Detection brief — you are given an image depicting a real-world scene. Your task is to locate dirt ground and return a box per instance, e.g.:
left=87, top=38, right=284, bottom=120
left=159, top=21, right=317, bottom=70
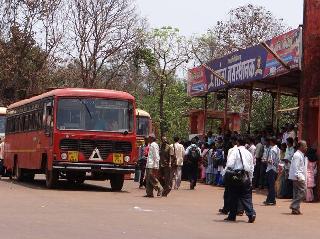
left=0, top=177, right=319, bottom=239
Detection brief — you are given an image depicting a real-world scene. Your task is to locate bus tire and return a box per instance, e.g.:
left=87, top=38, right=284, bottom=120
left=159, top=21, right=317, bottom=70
left=45, top=166, right=58, bottom=189
left=110, top=174, right=124, bottom=191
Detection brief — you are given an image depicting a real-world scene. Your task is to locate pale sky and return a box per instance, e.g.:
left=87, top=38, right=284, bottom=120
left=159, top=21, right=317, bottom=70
left=135, top=0, right=304, bottom=36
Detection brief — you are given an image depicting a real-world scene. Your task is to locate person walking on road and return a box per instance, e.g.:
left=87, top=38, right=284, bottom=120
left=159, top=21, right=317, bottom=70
left=185, top=139, right=201, bottom=190
left=224, top=136, right=256, bottom=223
left=171, top=136, right=185, bottom=190
left=159, top=136, right=173, bottom=196
left=145, top=135, right=163, bottom=198
left=264, top=137, right=280, bottom=206
left=137, top=137, right=149, bottom=188
left=289, top=140, right=307, bottom=214
left=219, top=136, right=243, bottom=215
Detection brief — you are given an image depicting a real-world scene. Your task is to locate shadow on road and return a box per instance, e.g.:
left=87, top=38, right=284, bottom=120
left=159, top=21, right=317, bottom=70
left=212, top=219, right=245, bottom=224
left=0, top=178, right=129, bottom=193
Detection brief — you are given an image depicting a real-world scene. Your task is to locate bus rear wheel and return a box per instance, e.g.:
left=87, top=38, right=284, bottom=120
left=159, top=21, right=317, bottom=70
left=45, top=166, right=58, bottom=189
left=110, top=174, right=124, bottom=191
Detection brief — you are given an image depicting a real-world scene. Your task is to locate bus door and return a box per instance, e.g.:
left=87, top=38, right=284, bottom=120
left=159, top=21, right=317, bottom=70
left=42, top=99, right=54, bottom=166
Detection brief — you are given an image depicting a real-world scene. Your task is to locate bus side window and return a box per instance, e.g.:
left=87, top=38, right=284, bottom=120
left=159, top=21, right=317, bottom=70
left=44, top=101, right=53, bottom=136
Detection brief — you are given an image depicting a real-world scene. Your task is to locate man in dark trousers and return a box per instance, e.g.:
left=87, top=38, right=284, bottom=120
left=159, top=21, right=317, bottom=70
left=219, top=136, right=243, bottom=215
left=138, top=137, right=149, bottom=188
left=185, top=138, right=201, bottom=190
left=224, top=136, right=256, bottom=223
left=159, top=137, right=173, bottom=196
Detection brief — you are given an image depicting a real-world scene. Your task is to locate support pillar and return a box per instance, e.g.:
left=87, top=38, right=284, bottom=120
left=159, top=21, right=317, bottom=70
left=300, top=0, right=320, bottom=200
left=275, top=85, right=281, bottom=135
left=203, top=94, right=208, bottom=136
left=271, top=93, right=275, bottom=131
left=247, top=87, right=253, bottom=134
left=224, top=90, right=229, bottom=132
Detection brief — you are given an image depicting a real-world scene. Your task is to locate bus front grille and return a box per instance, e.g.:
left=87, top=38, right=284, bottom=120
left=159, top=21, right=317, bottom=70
left=60, top=139, right=132, bottom=159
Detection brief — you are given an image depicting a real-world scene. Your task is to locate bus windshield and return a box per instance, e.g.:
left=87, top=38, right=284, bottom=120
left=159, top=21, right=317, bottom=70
left=0, top=115, right=5, bottom=135
left=57, top=98, right=134, bottom=133
left=136, top=116, right=150, bottom=137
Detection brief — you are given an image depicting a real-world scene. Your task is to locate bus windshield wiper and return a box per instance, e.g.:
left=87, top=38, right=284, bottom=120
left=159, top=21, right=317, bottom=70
left=79, top=99, right=92, bottom=119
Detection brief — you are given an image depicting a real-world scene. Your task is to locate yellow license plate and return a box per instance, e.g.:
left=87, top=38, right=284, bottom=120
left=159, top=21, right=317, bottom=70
left=68, top=151, right=79, bottom=162
left=113, top=153, right=123, bottom=164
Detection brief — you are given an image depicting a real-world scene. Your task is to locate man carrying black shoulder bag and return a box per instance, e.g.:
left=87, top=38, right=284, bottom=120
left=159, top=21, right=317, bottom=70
left=223, top=136, right=256, bottom=223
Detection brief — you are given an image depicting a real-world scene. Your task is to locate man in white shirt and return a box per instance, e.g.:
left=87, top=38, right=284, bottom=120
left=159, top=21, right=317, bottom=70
left=264, top=137, right=280, bottom=206
left=145, top=135, right=163, bottom=197
left=171, top=136, right=185, bottom=190
left=248, top=137, right=256, bottom=165
left=224, top=136, right=256, bottom=223
left=219, top=136, right=238, bottom=215
left=289, top=140, right=307, bottom=215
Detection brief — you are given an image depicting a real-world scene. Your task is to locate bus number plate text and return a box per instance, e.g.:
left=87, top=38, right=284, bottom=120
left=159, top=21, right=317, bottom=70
left=68, top=151, right=79, bottom=162
left=113, top=153, right=123, bottom=165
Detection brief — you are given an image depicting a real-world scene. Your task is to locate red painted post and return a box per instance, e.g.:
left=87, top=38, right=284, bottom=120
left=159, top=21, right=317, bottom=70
left=300, top=0, right=320, bottom=199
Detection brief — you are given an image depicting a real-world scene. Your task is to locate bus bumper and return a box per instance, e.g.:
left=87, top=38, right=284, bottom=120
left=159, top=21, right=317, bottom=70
left=52, top=161, right=135, bottom=174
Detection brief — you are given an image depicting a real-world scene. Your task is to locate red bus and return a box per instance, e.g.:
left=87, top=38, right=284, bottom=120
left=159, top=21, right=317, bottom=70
left=4, top=88, right=137, bottom=190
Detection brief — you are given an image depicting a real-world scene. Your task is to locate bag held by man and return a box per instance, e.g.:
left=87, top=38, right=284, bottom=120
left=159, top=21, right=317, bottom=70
left=224, top=149, right=250, bottom=187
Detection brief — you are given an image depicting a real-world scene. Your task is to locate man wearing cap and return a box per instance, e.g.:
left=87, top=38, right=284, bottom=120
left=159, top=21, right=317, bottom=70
left=145, top=135, right=163, bottom=197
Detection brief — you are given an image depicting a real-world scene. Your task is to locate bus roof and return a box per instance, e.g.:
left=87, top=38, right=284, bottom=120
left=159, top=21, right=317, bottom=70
left=0, top=107, right=6, bottom=115
left=136, top=109, right=151, bottom=118
left=8, top=88, right=135, bottom=109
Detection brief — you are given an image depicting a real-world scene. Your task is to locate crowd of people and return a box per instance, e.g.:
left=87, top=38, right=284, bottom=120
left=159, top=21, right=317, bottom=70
left=135, top=124, right=318, bottom=223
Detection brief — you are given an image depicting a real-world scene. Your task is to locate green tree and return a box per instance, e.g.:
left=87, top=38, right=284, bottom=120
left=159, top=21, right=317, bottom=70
left=135, top=27, right=190, bottom=137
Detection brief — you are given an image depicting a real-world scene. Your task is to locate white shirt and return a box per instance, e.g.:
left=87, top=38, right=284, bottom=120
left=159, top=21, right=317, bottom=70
left=171, top=142, right=185, bottom=166
left=288, top=130, right=296, bottom=140
left=225, top=146, right=254, bottom=180
left=227, top=145, right=238, bottom=158
left=185, top=144, right=201, bottom=155
left=284, top=146, right=295, bottom=169
left=0, top=141, right=4, bottom=159
left=266, top=145, right=280, bottom=172
left=248, top=144, right=256, bottom=165
left=146, top=142, right=160, bottom=169
left=289, top=150, right=306, bottom=181
left=281, top=132, right=288, bottom=144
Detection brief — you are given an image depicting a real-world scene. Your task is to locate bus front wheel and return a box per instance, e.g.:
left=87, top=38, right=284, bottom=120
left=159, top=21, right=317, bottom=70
left=110, top=174, right=124, bottom=191
left=45, top=167, right=58, bottom=189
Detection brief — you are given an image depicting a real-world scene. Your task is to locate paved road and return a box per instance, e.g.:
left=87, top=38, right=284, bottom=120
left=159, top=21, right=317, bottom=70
left=0, top=177, right=319, bottom=239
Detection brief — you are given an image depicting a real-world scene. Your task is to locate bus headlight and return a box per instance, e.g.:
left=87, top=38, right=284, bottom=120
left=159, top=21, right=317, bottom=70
left=61, top=153, right=67, bottom=160
left=124, top=156, right=130, bottom=162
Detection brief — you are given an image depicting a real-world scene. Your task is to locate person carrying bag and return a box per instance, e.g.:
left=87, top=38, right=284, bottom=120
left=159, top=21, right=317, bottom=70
left=224, top=149, right=251, bottom=188
left=223, top=136, right=256, bottom=223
